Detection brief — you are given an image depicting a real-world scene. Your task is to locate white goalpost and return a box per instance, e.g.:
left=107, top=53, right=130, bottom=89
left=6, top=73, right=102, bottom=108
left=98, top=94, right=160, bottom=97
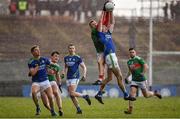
left=148, top=0, right=180, bottom=89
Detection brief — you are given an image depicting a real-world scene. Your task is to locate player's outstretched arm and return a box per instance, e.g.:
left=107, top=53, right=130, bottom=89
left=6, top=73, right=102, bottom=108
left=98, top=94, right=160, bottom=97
left=97, top=11, right=105, bottom=32
left=108, top=11, right=115, bottom=33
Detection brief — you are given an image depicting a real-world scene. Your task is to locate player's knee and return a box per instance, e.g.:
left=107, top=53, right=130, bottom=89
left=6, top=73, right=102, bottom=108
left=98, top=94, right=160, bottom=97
left=69, top=91, right=75, bottom=97
left=143, top=94, right=149, bottom=98
left=53, top=91, right=59, bottom=97
left=70, top=95, right=75, bottom=99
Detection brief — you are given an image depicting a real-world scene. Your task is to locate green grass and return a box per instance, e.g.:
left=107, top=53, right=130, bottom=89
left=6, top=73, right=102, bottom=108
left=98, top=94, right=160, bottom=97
left=0, top=97, right=180, bottom=118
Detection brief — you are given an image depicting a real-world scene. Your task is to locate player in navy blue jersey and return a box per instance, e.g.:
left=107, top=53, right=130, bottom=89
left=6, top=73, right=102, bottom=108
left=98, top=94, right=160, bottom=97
left=63, top=43, right=91, bottom=114
left=28, top=45, right=57, bottom=116
left=94, top=10, right=134, bottom=104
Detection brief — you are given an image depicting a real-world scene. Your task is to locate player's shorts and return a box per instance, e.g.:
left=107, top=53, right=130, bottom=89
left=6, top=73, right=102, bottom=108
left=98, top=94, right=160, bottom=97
left=66, top=78, right=80, bottom=86
left=32, top=80, right=51, bottom=92
left=130, top=80, right=148, bottom=90
left=96, top=52, right=104, bottom=62
left=50, top=80, right=57, bottom=86
left=105, top=53, right=120, bottom=69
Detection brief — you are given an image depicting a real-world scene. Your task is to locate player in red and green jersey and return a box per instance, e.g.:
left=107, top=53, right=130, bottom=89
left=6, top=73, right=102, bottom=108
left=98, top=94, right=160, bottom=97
left=46, top=51, right=63, bottom=116
left=89, top=20, right=105, bottom=85
left=124, top=48, right=162, bottom=114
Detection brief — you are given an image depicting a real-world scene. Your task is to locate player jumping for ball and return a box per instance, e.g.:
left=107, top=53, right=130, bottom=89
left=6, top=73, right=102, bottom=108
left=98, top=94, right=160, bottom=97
left=94, top=2, right=134, bottom=104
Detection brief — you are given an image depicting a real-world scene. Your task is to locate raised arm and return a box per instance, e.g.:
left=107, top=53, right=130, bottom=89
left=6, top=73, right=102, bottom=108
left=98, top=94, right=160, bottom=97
left=97, top=11, right=106, bottom=32
left=108, top=11, right=115, bottom=33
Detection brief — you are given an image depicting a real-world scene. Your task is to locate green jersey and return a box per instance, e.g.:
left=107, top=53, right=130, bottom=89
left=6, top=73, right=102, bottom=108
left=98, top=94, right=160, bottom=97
left=127, top=56, right=146, bottom=82
left=47, top=63, right=62, bottom=82
left=91, top=28, right=104, bottom=53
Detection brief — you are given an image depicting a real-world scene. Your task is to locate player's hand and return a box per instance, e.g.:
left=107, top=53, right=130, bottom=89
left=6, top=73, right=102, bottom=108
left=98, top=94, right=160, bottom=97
left=81, top=76, right=86, bottom=81
left=103, top=1, right=109, bottom=11
left=58, top=84, right=63, bottom=93
left=28, top=72, right=31, bottom=77
left=125, top=78, right=130, bottom=84
left=60, top=73, right=65, bottom=79
left=48, top=69, right=56, bottom=75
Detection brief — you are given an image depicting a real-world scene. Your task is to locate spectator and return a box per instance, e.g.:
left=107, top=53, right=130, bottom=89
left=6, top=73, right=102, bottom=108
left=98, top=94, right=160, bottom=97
left=9, top=1, right=17, bottom=15
left=28, top=0, right=35, bottom=16
left=18, top=0, right=28, bottom=16
left=174, top=1, right=180, bottom=22
left=163, top=2, right=168, bottom=21
left=170, top=1, right=175, bottom=20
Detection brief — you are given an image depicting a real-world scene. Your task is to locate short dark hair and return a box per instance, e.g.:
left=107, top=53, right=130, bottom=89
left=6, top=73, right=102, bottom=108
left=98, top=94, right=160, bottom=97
left=129, top=48, right=135, bottom=51
left=89, top=20, right=94, bottom=26
left=51, top=51, right=60, bottom=56
left=68, top=43, right=75, bottom=48
left=31, top=45, right=39, bottom=53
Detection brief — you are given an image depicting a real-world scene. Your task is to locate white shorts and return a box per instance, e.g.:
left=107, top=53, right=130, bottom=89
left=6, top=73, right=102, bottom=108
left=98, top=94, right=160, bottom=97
left=96, top=52, right=104, bottom=62
left=66, top=78, right=80, bottom=86
left=32, top=80, right=51, bottom=92
left=105, top=53, right=120, bottom=69
left=130, top=80, right=148, bottom=90
left=50, top=81, right=57, bottom=86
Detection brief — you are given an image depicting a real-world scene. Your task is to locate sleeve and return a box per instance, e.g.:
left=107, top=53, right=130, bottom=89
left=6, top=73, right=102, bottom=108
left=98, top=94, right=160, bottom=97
left=78, top=56, right=83, bottom=65
left=139, top=58, right=145, bottom=65
left=28, top=59, right=34, bottom=69
left=28, top=63, right=32, bottom=69
left=45, top=57, right=51, bottom=65
left=56, top=64, right=61, bottom=72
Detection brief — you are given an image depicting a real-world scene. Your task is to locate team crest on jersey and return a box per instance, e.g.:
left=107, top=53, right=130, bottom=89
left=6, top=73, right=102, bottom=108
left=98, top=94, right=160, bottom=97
left=66, top=61, right=75, bottom=66
left=41, top=60, right=45, bottom=64
left=105, top=34, right=111, bottom=39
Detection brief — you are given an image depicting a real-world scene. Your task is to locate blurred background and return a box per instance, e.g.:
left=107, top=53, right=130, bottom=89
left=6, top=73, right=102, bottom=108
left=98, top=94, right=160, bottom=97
left=0, top=0, right=179, bottom=97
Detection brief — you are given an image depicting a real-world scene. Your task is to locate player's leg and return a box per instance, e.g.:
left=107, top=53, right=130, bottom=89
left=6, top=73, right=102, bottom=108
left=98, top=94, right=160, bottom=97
left=112, top=67, right=128, bottom=95
left=93, top=53, right=105, bottom=85
left=95, top=68, right=113, bottom=104
left=68, top=84, right=82, bottom=114
left=51, top=81, right=63, bottom=116
left=140, top=81, right=162, bottom=99
left=101, top=68, right=113, bottom=91
left=31, top=83, right=41, bottom=115
left=42, top=80, right=57, bottom=116
left=141, top=89, right=162, bottom=99
left=67, top=79, right=91, bottom=114
left=107, top=53, right=129, bottom=99
left=69, top=79, right=91, bottom=105
left=124, top=86, right=138, bottom=114
left=40, top=91, right=50, bottom=111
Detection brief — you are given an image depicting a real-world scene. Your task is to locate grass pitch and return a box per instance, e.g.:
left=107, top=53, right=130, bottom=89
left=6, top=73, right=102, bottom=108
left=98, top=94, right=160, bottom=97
left=0, top=97, right=179, bottom=118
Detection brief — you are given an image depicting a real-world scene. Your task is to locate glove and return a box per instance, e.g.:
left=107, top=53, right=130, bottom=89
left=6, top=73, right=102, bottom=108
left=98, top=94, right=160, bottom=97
left=58, top=84, right=63, bottom=93
left=81, top=76, right=86, bottom=81
left=28, top=72, right=31, bottom=77
left=125, top=78, right=130, bottom=84
left=60, top=74, right=65, bottom=79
